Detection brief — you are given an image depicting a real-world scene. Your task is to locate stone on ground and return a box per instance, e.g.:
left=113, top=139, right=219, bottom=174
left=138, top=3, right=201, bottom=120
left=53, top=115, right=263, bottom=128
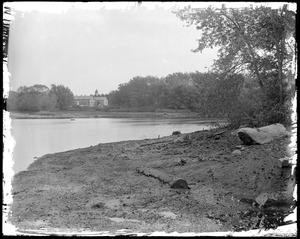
left=174, top=136, right=185, bottom=143
left=159, top=211, right=177, bottom=219
left=277, top=157, right=291, bottom=168
left=255, top=192, right=269, bottom=208
left=170, top=178, right=190, bottom=189
left=177, top=158, right=187, bottom=165
left=237, top=123, right=289, bottom=145
left=231, top=149, right=242, bottom=156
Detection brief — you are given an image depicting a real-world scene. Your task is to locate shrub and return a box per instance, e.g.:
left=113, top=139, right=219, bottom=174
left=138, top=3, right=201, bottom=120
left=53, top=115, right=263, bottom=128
left=227, top=82, right=294, bottom=129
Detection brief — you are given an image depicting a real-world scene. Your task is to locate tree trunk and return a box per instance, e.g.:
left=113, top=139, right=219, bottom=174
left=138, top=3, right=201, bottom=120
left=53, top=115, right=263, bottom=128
left=278, top=54, right=284, bottom=105
left=245, top=43, right=264, bottom=88
left=276, top=7, right=286, bottom=106
left=274, top=39, right=284, bottom=105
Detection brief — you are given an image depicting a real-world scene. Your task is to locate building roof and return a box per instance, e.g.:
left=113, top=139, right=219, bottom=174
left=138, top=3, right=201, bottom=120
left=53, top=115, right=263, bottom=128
left=74, top=95, right=94, bottom=100
left=94, top=96, right=108, bottom=100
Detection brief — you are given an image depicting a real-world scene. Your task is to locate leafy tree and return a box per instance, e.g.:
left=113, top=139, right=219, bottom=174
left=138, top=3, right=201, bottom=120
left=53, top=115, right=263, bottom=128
left=211, top=73, right=244, bottom=117
left=7, top=91, right=18, bottom=111
left=9, top=84, right=74, bottom=112
left=31, top=84, right=50, bottom=93
left=17, top=87, right=41, bottom=111
left=49, top=84, right=74, bottom=110
left=174, top=4, right=295, bottom=105
left=256, top=5, right=295, bottom=104
left=165, top=72, right=193, bottom=86
left=114, top=83, right=132, bottom=108
left=148, top=80, right=168, bottom=109
left=39, top=93, right=57, bottom=110
left=14, top=85, right=54, bottom=111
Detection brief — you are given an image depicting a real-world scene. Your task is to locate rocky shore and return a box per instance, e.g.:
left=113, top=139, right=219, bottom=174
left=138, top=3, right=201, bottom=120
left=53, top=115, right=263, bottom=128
left=8, top=126, right=296, bottom=235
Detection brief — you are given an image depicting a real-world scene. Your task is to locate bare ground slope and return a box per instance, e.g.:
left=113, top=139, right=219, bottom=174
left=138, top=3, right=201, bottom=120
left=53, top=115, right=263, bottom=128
left=9, top=128, right=296, bottom=234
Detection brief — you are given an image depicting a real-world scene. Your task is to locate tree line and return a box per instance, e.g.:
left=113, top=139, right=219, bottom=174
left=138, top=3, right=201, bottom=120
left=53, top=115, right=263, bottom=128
left=7, top=84, right=74, bottom=111
left=107, top=72, right=242, bottom=118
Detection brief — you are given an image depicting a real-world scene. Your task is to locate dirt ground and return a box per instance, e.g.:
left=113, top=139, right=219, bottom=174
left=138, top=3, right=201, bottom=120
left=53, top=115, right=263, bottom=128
left=8, top=127, right=296, bottom=234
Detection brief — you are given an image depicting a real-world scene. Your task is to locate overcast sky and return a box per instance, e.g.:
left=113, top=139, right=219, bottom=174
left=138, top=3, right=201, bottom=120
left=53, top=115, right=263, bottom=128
left=6, top=2, right=294, bottom=95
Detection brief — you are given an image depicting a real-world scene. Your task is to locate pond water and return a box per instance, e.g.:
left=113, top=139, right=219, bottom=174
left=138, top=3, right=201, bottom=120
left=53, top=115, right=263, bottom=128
left=10, top=118, right=214, bottom=174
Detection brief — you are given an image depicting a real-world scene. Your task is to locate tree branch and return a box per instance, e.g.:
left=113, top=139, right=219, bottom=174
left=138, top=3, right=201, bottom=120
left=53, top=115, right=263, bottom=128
left=218, top=9, right=264, bottom=88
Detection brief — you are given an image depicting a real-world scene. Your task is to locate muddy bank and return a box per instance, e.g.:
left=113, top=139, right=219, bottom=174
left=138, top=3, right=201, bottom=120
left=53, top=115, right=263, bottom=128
left=8, top=128, right=296, bottom=234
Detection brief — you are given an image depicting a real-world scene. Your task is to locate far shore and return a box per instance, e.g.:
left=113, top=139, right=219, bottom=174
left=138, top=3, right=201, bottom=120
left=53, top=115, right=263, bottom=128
left=9, top=110, right=227, bottom=122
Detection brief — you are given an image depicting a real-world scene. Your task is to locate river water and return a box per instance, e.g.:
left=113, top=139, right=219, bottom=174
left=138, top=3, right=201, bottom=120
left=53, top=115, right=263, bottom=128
left=9, top=118, right=214, bottom=174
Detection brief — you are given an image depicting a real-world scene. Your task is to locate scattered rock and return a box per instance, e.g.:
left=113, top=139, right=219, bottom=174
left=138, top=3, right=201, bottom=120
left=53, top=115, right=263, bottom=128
left=235, top=145, right=246, bottom=151
left=159, top=211, right=177, bottom=219
left=255, top=192, right=280, bottom=208
left=177, top=159, right=186, bottom=166
left=183, top=134, right=191, bottom=141
left=177, top=158, right=187, bottom=166
left=91, top=202, right=105, bottom=209
left=255, top=192, right=269, bottom=208
left=198, top=156, right=204, bottom=162
left=105, top=199, right=121, bottom=210
left=170, top=178, right=190, bottom=189
left=214, top=135, right=221, bottom=140
left=237, top=123, right=289, bottom=145
left=172, top=131, right=181, bottom=136
left=231, top=150, right=242, bottom=156
left=277, top=157, right=291, bottom=168
left=120, top=155, right=130, bottom=160
left=174, top=137, right=184, bottom=143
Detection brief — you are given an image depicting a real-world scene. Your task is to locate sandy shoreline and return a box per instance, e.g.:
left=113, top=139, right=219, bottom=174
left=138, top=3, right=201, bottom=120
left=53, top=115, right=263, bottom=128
left=7, top=127, right=296, bottom=235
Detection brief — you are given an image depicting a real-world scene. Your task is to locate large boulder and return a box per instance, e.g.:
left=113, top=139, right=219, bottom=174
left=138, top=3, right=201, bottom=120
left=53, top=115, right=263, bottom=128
left=237, top=123, right=289, bottom=145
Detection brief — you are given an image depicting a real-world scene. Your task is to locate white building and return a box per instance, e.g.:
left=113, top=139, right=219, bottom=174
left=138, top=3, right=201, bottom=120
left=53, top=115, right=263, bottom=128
left=74, top=90, right=108, bottom=107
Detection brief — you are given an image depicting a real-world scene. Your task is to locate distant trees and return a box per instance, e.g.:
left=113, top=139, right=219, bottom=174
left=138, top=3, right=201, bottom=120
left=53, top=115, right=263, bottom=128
left=107, top=71, right=244, bottom=117
left=7, top=84, right=74, bottom=112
